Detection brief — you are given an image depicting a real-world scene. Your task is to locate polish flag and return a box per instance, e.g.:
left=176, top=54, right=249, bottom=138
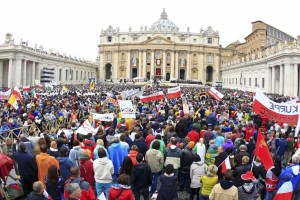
left=167, top=86, right=181, bottom=99
left=274, top=181, right=293, bottom=200
left=22, top=86, right=30, bottom=92
left=140, top=91, right=165, bottom=103
left=36, top=83, right=43, bottom=90
left=12, top=87, right=23, bottom=102
left=221, top=157, right=231, bottom=174
left=208, top=87, right=224, bottom=101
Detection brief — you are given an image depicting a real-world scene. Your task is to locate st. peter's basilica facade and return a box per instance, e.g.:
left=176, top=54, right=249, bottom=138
left=98, top=9, right=220, bottom=83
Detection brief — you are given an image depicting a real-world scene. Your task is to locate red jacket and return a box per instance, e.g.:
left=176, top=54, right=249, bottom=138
left=64, top=177, right=96, bottom=200
left=108, top=186, right=134, bottom=200
left=81, top=140, right=96, bottom=159
left=80, top=159, right=95, bottom=189
left=187, top=130, right=199, bottom=143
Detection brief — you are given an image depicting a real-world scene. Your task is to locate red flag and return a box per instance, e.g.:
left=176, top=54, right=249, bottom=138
left=167, top=86, right=181, bottom=99
left=221, top=157, right=231, bottom=174
left=254, top=130, right=273, bottom=171
left=12, top=86, right=22, bottom=102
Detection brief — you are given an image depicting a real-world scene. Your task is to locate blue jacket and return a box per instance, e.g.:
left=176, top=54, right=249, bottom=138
left=277, top=138, right=287, bottom=156
left=57, top=157, right=73, bottom=181
left=13, top=151, right=37, bottom=182
left=108, top=143, right=128, bottom=177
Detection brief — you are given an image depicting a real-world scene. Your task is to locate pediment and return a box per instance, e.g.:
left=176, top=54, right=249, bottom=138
left=141, top=36, right=175, bottom=45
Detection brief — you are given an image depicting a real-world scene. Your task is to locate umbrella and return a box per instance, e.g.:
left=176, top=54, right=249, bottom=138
left=0, top=152, right=13, bottom=182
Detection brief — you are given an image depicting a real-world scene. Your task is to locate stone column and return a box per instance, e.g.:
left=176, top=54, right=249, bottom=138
left=32, top=62, right=36, bottom=86
left=266, top=67, right=272, bottom=93
left=142, top=50, right=147, bottom=78
left=162, top=51, right=167, bottom=79
left=294, top=64, right=299, bottom=97
left=215, top=54, right=220, bottom=81
left=151, top=50, right=155, bottom=78
left=0, top=60, right=3, bottom=87
left=271, top=66, right=276, bottom=93
left=279, top=64, right=284, bottom=95
left=36, top=62, right=41, bottom=81
left=15, top=58, right=22, bottom=87
left=99, top=52, right=104, bottom=81
left=171, top=51, right=175, bottom=79
left=113, top=50, right=119, bottom=80
left=126, top=50, right=131, bottom=78
left=7, top=59, right=13, bottom=88
left=198, top=52, right=204, bottom=81
left=186, top=51, right=190, bottom=80
left=284, top=63, right=291, bottom=96
left=22, top=60, right=27, bottom=85
left=138, top=50, right=142, bottom=77
left=175, top=51, right=179, bottom=79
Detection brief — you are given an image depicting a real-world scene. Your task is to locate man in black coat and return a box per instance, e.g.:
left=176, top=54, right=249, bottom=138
left=214, top=146, right=228, bottom=180
left=175, top=117, right=188, bottom=143
left=233, top=156, right=251, bottom=187
left=131, top=153, right=152, bottom=200
left=13, top=142, right=38, bottom=196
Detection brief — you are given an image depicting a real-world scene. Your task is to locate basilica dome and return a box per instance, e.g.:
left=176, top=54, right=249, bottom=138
left=149, top=9, right=179, bottom=33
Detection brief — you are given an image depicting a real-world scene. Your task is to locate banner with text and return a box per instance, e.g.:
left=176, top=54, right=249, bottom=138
left=0, top=89, right=11, bottom=100
left=118, top=100, right=136, bottom=118
left=76, top=119, right=99, bottom=135
left=92, top=113, right=114, bottom=121
left=140, top=91, right=165, bottom=103
left=253, top=89, right=299, bottom=125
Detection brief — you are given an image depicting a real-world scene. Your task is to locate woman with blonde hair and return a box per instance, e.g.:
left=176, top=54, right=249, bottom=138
left=199, top=164, right=218, bottom=200
left=93, top=139, right=108, bottom=159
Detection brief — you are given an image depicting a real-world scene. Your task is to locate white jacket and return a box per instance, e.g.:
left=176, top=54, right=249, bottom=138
left=190, top=161, right=207, bottom=188
left=93, top=157, right=114, bottom=183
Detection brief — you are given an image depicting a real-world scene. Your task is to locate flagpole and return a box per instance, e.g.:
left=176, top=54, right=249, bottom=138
left=250, top=155, right=256, bottom=171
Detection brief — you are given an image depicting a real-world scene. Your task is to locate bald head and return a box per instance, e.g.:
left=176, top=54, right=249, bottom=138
left=32, top=181, right=44, bottom=194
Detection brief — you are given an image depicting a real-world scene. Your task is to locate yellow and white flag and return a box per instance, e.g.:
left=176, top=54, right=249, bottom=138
left=63, top=85, right=69, bottom=92
left=8, top=94, right=18, bottom=110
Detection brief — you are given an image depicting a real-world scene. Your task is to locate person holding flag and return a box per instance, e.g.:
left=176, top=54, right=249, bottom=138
left=89, top=79, right=95, bottom=90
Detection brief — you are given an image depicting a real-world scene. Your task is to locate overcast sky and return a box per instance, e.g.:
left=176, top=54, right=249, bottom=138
left=1, top=0, right=299, bottom=61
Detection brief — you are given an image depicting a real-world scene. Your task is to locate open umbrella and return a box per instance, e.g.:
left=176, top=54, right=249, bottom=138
left=0, top=152, right=13, bottom=182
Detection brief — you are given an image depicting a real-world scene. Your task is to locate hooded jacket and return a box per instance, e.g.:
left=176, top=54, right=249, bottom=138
left=108, top=142, right=128, bottom=177
left=80, top=156, right=95, bottom=189
left=131, top=162, right=152, bottom=190
left=157, top=173, right=178, bottom=200
left=164, top=145, right=181, bottom=169
left=223, top=139, right=234, bottom=151
left=69, top=146, right=83, bottom=167
left=209, top=180, right=238, bottom=200
left=190, top=161, right=207, bottom=188
left=108, top=184, right=134, bottom=200
left=145, top=149, right=163, bottom=173
left=93, top=157, right=114, bottom=183
left=238, top=183, right=256, bottom=200
left=35, top=153, right=59, bottom=186
left=56, top=156, right=73, bottom=181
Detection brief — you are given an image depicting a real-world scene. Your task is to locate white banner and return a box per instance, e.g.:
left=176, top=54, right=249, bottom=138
left=76, top=119, right=99, bottom=135
left=0, top=89, right=11, bottom=100
left=92, top=113, right=114, bottom=121
left=118, top=100, right=136, bottom=118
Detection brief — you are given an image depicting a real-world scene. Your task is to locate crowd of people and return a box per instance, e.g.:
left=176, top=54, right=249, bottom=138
left=0, top=83, right=299, bottom=200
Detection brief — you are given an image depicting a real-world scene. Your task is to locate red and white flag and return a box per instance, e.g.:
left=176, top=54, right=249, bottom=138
left=233, top=91, right=237, bottom=97
left=274, top=181, right=293, bottom=200
left=22, top=86, right=30, bottom=92
left=167, top=86, right=181, bottom=99
left=36, top=83, right=43, bottom=90
left=221, top=157, right=231, bottom=174
left=12, top=87, right=22, bottom=102
left=208, top=87, right=224, bottom=101
left=140, top=91, right=165, bottom=103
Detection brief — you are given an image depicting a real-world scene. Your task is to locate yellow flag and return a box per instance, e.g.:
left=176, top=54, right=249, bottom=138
left=63, top=85, right=68, bottom=92
left=8, top=94, right=18, bottom=110
left=89, top=80, right=95, bottom=90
